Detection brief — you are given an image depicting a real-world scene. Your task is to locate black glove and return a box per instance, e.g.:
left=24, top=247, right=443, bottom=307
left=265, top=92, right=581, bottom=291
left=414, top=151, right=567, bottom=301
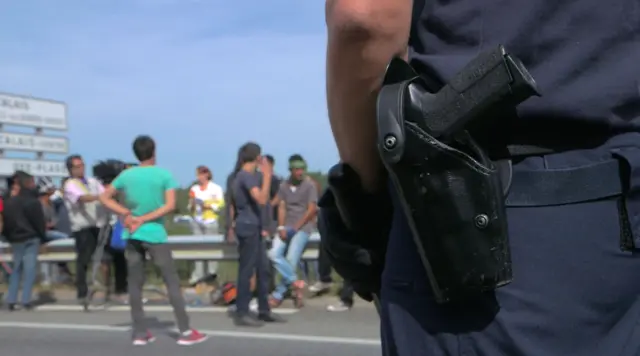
left=317, top=163, right=392, bottom=302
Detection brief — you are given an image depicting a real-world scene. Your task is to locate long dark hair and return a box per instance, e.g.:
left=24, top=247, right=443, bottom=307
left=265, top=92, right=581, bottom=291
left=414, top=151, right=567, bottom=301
left=223, top=148, right=245, bottom=231
left=226, top=148, right=244, bottom=203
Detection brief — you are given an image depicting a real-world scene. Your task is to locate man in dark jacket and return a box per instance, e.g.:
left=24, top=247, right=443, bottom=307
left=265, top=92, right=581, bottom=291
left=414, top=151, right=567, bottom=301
left=3, top=171, right=46, bottom=310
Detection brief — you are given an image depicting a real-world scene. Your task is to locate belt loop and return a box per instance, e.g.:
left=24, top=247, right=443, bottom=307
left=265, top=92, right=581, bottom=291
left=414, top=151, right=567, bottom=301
left=617, top=197, right=634, bottom=251
left=610, top=147, right=640, bottom=250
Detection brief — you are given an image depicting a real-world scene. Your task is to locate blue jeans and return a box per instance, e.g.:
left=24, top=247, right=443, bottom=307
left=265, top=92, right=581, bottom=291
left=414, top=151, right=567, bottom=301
left=6, top=238, right=40, bottom=305
left=44, top=230, right=69, bottom=242
left=40, top=231, right=70, bottom=283
left=268, top=230, right=310, bottom=300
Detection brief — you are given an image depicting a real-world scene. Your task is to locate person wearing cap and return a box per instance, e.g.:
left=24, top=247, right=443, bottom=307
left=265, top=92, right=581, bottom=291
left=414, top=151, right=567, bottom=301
left=187, top=165, right=224, bottom=285
left=267, top=154, right=318, bottom=308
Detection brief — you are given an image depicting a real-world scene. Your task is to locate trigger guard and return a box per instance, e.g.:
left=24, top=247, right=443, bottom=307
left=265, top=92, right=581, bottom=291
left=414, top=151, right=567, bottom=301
left=495, top=159, right=513, bottom=196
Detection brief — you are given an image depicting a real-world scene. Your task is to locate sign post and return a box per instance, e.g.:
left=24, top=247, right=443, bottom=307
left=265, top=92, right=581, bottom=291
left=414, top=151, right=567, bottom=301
left=0, top=93, right=69, bottom=188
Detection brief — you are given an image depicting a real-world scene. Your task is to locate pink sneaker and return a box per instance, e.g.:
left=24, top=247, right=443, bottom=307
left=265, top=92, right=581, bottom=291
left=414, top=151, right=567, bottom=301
left=177, top=329, right=208, bottom=346
left=132, top=331, right=156, bottom=346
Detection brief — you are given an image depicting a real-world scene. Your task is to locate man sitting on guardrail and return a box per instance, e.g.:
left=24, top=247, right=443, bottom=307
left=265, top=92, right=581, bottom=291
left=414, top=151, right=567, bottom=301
left=268, top=154, right=318, bottom=308
left=3, top=171, right=47, bottom=311
left=98, top=135, right=207, bottom=346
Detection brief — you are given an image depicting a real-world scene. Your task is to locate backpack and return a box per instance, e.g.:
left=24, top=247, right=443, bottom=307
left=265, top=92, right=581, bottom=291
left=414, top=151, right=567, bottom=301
left=110, top=219, right=127, bottom=250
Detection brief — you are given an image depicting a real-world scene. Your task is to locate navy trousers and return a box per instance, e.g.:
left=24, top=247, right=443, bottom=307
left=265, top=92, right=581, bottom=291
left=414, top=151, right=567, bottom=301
left=381, top=140, right=640, bottom=356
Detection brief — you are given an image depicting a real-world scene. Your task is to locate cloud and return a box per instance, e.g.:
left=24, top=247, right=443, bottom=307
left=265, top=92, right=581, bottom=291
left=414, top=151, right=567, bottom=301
left=0, top=1, right=336, bottom=184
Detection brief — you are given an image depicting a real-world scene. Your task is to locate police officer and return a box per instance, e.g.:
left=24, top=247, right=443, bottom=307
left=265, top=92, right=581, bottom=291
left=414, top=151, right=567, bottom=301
left=321, top=0, right=640, bottom=355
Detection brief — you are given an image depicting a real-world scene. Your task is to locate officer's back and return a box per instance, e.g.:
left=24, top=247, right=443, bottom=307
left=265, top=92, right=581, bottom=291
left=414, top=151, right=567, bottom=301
left=410, top=0, right=639, bottom=130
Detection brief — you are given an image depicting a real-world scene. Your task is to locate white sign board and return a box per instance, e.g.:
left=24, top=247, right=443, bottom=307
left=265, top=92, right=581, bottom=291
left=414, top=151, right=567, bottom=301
left=0, top=93, right=68, bottom=131
left=0, top=132, right=68, bottom=154
left=0, top=158, right=67, bottom=177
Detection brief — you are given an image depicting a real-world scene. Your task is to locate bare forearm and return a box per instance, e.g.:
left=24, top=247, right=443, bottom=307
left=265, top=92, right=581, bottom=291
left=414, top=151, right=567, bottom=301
left=278, top=203, right=286, bottom=226
left=229, top=204, right=235, bottom=222
left=257, top=175, right=272, bottom=205
left=139, top=204, right=174, bottom=222
left=79, top=194, right=98, bottom=203
left=326, top=0, right=411, bottom=192
left=99, top=196, right=130, bottom=216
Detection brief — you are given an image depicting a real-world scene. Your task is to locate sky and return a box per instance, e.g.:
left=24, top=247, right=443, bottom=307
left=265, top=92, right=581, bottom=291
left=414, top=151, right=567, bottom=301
left=0, top=0, right=338, bottom=186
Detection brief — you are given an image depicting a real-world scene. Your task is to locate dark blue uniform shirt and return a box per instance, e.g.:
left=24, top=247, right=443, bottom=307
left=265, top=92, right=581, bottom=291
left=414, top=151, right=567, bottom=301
left=387, top=0, right=640, bottom=282
left=382, top=2, right=640, bottom=355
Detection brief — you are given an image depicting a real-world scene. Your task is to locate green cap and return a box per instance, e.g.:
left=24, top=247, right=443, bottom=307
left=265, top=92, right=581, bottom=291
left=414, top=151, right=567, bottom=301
left=289, top=160, right=307, bottom=170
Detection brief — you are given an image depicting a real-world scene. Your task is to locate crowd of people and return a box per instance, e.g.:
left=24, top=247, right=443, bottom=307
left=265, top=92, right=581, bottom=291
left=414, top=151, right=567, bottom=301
left=0, top=134, right=355, bottom=344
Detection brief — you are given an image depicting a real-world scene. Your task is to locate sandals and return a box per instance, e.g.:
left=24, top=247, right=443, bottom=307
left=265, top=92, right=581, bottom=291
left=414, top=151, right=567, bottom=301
left=269, top=296, right=283, bottom=308
left=292, top=280, right=306, bottom=308
left=269, top=281, right=306, bottom=309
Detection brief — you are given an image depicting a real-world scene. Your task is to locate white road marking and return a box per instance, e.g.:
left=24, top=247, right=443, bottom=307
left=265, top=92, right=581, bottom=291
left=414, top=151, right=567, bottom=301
left=0, top=321, right=380, bottom=346
left=33, top=304, right=299, bottom=315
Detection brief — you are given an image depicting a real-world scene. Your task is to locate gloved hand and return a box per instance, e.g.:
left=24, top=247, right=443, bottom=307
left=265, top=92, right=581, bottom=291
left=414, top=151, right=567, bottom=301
left=317, top=164, right=392, bottom=302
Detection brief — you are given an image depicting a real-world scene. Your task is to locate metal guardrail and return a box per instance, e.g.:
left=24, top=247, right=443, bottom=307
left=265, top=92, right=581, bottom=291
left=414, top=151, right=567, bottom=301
left=0, top=233, right=321, bottom=263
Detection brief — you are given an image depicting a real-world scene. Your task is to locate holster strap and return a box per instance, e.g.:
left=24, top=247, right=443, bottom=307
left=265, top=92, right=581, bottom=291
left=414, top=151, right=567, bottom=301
left=506, top=159, right=623, bottom=207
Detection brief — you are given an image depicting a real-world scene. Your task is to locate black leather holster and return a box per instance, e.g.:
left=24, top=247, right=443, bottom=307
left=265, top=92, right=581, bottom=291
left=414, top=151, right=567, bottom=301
left=376, top=46, right=540, bottom=303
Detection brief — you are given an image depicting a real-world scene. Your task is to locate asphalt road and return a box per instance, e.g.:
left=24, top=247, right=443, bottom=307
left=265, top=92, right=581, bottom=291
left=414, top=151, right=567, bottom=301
left=0, top=303, right=382, bottom=356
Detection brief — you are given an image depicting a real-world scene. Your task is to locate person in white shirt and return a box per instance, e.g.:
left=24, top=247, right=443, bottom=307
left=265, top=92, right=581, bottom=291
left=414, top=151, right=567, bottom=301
left=63, top=154, right=108, bottom=301
left=188, top=165, right=224, bottom=285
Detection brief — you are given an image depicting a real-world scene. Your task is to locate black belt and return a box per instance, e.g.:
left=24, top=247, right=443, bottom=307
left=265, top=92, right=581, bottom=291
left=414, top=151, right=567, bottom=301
left=505, top=158, right=623, bottom=207
left=482, top=131, right=625, bottom=207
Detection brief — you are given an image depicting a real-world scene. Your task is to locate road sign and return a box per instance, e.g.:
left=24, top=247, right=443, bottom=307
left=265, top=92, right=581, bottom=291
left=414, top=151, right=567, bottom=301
left=0, top=93, right=68, bottom=131
left=0, top=132, right=68, bottom=154
left=0, top=158, right=67, bottom=177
